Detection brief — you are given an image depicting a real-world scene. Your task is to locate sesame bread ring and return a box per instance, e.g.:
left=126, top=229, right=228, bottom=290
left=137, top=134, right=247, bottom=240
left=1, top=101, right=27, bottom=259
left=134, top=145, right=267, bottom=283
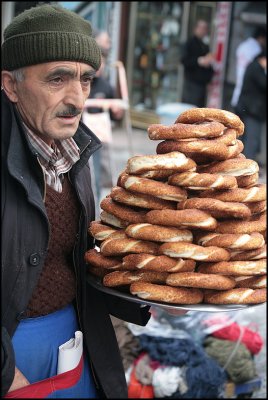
left=246, top=201, right=266, bottom=215
left=197, top=259, right=266, bottom=275
left=126, top=152, right=196, bottom=174
left=88, top=266, right=110, bottom=278
left=260, top=230, right=266, bottom=241
left=146, top=209, right=217, bottom=230
left=210, top=129, right=237, bottom=145
left=100, top=198, right=147, bottom=224
left=120, top=175, right=187, bottom=202
left=140, top=169, right=180, bottom=180
left=199, top=184, right=266, bottom=203
left=230, top=245, right=266, bottom=261
left=130, top=281, right=204, bottom=304
left=100, top=211, right=129, bottom=228
left=177, top=198, right=251, bottom=219
left=166, top=272, right=236, bottom=290
left=148, top=121, right=225, bottom=140
left=159, top=242, right=230, bottom=262
left=103, top=270, right=168, bottom=287
left=215, top=212, right=266, bottom=234
left=182, top=152, right=222, bottom=165
left=156, top=140, right=230, bottom=161
left=100, top=237, right=159, bottom=257
left=236, top=173, right=259, bottom=188
left=125, top=223, right=193, bottom=243
left=197, top=158, right=259, bottom=177
left=110, top=186, right=176, bottom=210
left=85, top=248, right=124, bottom=270
left=203, top=288, right=266, bottom=304
left=197, top=232, right=265, bottom=251
left=117, top=171, right=130, bottom=187
left=176, top=108, right=244, bottom=136
left=173, top=128, right=236, bottom=144
left=89, top=221, right=121, bottom=241
left=168, top=172, right=238, bottom=190
left=122, top=254, right=196, bottom=273
left=233, top=275, right=266, bottom=289
left=225, top=140, right=244, bottom=159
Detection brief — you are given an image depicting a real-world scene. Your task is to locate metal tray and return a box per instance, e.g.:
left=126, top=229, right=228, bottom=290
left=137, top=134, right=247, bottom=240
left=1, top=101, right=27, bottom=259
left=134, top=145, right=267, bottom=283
left=87, top=274, right=265, bottom=313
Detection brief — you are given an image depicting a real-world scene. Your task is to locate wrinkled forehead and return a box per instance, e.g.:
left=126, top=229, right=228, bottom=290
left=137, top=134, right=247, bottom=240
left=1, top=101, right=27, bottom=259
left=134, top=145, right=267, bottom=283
left=23, top=61, right=95, bottom=77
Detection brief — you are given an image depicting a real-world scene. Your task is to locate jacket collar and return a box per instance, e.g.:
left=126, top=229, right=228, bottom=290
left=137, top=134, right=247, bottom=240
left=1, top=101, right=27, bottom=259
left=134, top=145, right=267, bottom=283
left=2, top=90, right=101, bottom=207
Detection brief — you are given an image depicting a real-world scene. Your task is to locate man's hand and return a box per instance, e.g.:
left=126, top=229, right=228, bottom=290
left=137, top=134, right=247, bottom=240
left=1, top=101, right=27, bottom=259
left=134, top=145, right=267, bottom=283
left=198, top=53, right=214, bottom=67
left=8, top=366, right=30, bottom=392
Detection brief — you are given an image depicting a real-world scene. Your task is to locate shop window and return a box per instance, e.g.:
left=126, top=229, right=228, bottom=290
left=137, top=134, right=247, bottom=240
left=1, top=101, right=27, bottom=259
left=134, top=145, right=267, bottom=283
left=131, top=2, right=183, bottom=111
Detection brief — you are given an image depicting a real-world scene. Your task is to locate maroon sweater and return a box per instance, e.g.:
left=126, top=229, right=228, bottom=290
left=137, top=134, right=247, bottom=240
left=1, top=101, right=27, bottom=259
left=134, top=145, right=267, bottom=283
left=26, top=177, right=80, bottom=317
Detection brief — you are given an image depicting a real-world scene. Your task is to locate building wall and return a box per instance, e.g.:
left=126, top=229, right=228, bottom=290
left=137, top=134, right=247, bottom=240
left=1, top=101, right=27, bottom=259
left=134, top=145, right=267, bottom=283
left=3, top=1, right=265, bottom=121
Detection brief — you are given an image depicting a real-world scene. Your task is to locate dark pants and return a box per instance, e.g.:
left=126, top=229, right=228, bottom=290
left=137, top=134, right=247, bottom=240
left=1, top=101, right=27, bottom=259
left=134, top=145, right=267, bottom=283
left=182, top=79, right=207, bottom=108
left=242, top=115, right=263, bottom=161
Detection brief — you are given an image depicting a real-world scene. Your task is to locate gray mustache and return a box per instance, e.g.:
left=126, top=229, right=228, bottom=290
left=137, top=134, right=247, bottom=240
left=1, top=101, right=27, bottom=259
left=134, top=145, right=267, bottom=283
left=56, top=106, right=82, bottom=117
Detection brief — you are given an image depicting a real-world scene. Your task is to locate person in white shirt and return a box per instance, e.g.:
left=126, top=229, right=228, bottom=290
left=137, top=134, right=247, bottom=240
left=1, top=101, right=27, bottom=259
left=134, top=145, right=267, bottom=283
left=231, top=26, right=266, bottom=111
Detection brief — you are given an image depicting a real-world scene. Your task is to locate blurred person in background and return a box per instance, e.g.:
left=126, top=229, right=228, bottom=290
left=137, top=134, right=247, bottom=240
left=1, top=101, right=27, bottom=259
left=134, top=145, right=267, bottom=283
left=1, top=5, right=150, bottom=398
left=231, top=26, right=266, bottom=114
left=84, top=30, right=124, bottom=205
left=180, top=19, right=215, bottom=107
left=236, top=50, right=266, bottom=161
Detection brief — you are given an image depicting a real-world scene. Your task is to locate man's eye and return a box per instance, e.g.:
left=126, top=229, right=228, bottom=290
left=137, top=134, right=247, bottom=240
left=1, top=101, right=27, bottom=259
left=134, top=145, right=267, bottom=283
left=81, top=77, right=93, bottom=84
left=50, top=77, right=63, bottom=84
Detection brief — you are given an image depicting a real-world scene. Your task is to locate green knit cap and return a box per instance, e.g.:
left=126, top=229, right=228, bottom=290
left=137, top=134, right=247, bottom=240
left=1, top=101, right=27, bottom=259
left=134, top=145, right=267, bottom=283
left=2, top=4, right=101, bottom=71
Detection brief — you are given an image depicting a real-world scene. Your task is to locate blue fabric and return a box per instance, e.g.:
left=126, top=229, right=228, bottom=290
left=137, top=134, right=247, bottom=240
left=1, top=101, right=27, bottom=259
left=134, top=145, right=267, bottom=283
left=12, top=304, right=97, bottom=398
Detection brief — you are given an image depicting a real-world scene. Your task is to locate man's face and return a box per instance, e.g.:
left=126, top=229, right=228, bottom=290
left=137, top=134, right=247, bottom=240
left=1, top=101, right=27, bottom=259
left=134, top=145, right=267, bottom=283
left=194, top=21, right=209, bottom=39
left=10, top=61, right=95, bottom=144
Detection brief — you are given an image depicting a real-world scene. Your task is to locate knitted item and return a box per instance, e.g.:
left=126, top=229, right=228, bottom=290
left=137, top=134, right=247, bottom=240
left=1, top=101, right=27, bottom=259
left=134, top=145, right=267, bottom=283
left=111, top=316, right=142, bottom=371
left=137, top=335, right=226, bottom=398
left=2, top=4, right=101, bottom=71
left=152, top=366, right=188, bottom=397
left=26, top=177, right=80, bottom=316
left=135, top=354, right=154, bottom=385
left=211, top=322, right=263, bottom=355
left=128, top=367, right=154, bottom=399
left=203, top=336, right=256, bottom=383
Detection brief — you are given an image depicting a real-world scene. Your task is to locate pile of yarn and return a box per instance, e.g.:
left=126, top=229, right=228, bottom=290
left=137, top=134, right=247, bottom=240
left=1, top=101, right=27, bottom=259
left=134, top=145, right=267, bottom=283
left=128, top=334, right=227, bottom=398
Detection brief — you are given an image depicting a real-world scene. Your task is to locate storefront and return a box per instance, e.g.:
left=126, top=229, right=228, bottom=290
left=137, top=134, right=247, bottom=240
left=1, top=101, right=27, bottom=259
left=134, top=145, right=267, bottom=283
left=125, top=2, right=218, bottom=128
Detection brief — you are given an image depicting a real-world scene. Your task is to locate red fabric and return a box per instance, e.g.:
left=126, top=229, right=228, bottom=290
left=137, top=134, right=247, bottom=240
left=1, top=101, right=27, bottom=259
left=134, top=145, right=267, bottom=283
left=5, top=355, right=83, bottom=398
left=128, top=367, right=154, bottom=399
left=212, top=322, right=263, bottom=355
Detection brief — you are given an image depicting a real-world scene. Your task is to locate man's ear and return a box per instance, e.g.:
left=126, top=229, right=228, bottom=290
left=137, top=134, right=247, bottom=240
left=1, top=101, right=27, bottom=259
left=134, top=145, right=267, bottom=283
left=1, top=71, right=19, bottom=102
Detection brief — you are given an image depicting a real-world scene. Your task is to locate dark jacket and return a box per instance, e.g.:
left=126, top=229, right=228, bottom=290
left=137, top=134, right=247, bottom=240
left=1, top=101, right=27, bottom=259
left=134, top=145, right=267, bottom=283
left=1, top=90, right=150, bottom=397
left=181, top=36, right=214, bottom=84
left=236, top=57, right=267, bottom=121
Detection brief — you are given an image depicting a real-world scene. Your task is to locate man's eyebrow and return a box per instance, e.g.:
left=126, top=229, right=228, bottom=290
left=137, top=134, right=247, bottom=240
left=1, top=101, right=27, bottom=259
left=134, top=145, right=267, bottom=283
left=81, top=70, right=96, bottom=78
left=45, top=68, right=96, bottom=79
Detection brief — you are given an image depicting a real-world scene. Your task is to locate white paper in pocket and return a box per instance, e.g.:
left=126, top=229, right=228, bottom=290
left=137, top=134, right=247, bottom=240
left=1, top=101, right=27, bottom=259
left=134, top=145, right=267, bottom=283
left=57, top=331, right=83, bottom=374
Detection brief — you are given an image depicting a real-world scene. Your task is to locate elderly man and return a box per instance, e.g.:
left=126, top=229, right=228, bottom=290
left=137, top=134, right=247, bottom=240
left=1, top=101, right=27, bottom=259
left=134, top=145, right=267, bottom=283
left=1, top=4, right=150, bottom=398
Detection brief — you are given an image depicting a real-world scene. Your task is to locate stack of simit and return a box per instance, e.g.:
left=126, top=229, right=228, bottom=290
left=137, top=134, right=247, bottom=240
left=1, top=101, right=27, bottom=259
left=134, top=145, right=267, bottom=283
left=85, top=108, right=266, bottom=305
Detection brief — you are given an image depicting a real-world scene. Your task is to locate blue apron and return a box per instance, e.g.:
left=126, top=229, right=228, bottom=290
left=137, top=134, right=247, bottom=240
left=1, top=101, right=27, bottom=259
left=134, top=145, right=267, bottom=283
left=8, top=304, right=97, bottom=398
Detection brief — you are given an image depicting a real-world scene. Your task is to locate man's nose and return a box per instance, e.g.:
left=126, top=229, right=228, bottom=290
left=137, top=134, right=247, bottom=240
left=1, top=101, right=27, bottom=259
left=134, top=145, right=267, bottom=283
left=64, top=81, right=85, bottom=110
